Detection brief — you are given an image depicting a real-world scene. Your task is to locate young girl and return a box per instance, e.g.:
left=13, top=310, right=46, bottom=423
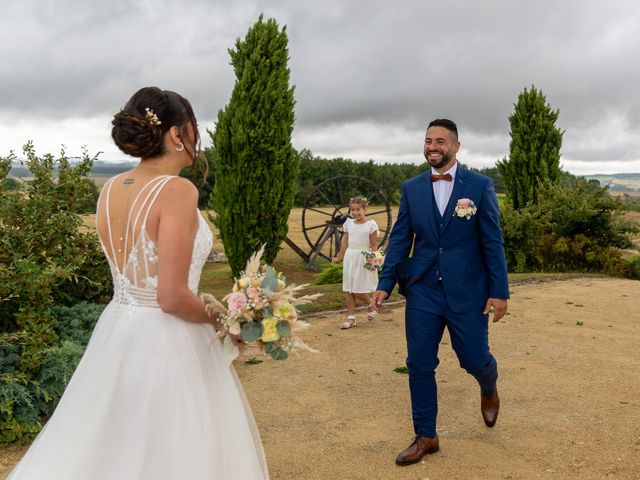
left=332, top=196, right=380, bottom=329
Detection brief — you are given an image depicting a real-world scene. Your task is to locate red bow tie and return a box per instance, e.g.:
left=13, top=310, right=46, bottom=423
left=431, top=173, right=453, bottom=182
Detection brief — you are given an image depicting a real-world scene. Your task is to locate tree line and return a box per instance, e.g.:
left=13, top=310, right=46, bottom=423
left=189, top=147, right=505, bottom=209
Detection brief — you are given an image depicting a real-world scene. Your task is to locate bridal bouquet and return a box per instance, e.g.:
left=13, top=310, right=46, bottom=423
left=201, top=247, right=321, bottom=360
left=361, top=249, right=385, bottom=273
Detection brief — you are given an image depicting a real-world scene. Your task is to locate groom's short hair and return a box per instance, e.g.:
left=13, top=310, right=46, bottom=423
left=427, top=119, right=458, bottom=141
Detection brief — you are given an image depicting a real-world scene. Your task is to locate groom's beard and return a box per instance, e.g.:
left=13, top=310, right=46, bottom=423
left=425, top=148, right=455, bottom=170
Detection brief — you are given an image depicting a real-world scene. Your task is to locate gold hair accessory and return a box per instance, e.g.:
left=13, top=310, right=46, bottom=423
left=144, top=107, right=161, bottom=126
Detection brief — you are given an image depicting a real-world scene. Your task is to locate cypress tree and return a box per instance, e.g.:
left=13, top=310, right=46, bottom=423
left=498, top=85, right=563, bottom=210
left=210, top=15, right=298, bottom=277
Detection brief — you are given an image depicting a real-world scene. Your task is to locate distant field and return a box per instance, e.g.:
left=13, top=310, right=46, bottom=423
left=89, top=174, right=114, bottom=187
left=611, top=191, right=640, bottom=198
left=587, top=174, right=640, bottom=193
left=8, top=175, right=115, bottom=187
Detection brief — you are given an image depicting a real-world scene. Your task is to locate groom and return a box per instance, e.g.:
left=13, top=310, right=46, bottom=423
left=371, top=119, right=509, bottom=466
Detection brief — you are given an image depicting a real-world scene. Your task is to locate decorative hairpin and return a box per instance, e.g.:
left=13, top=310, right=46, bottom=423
left=144, top=107, right=161, bottom=126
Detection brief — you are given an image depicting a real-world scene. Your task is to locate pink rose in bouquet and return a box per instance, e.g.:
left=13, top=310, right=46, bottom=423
left=246, top=286, right=259, bottom=299
left=227, top=291, right=248, bottom=313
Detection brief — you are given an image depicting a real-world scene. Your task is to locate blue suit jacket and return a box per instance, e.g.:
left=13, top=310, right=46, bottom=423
left=377, top=166, right=509, bottom=313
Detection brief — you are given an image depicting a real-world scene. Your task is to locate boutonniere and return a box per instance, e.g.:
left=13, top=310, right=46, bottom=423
left=454, top=198, right=477, bottom=220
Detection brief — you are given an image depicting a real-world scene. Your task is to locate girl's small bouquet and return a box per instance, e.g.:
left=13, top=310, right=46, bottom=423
left=361, top=249, right=385, bottom=273
left=201, top=247, right=322, bottom=360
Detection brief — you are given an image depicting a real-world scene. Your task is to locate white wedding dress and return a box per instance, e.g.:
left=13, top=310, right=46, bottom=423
left=7, top=175, right=269, bottom=480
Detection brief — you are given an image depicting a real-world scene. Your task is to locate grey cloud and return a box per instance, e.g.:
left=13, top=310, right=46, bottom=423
left=1, top=0, right=243, bottom=116
left=281, top=0, right=640, bottom=136
left=1, top=0, right=639, bottom=171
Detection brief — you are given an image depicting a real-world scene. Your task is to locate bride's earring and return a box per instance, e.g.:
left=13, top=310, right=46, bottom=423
left=176, top=143, right=185, bottom=152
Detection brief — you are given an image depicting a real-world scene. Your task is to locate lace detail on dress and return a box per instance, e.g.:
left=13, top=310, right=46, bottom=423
left=189, top=214, right=213, bottom=292
left=97, top=176, right=213, bottom=308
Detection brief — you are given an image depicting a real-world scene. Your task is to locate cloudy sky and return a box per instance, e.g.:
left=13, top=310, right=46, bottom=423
left=2, top=0, right=639, bottom=175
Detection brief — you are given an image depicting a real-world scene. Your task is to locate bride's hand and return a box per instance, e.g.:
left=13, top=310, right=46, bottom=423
left=206, top=310, right=222, bottom=328
left=229, top=333, right=245, bottom=348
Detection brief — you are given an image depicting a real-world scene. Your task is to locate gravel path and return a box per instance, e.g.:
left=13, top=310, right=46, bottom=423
left=2, top=278, right=639, bottom=480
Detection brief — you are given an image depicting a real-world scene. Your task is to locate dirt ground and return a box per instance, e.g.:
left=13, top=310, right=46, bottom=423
left=2, top=277, right=639, bottom=479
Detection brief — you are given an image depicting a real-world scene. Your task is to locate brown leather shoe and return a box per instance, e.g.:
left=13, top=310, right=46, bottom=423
left=395, top=435, right=439, bottom=466
left=481, top=388, right=500, bottom=427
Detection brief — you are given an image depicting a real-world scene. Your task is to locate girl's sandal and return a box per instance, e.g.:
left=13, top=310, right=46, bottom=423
left=367, top=311, right=378, bottom=321
left=340, top=316, right=357, bottom=329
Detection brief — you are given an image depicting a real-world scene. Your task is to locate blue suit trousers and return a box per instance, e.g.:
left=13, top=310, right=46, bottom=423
left=405, top=280, right=498, bottom=437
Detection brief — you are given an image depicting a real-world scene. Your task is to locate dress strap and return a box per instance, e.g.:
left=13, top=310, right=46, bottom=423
left=125, top=175, right=176, bottom=253
left=98, top=174, right=178, bottom=273
left=128, top=176, right=177, bottom=281
left=97, top=175, right=121, bottom=266
left=140, top=176, right=178, bottom=228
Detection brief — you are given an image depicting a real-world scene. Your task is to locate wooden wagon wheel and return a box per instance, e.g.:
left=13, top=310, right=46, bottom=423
left=300, top=175, right=392, bottom=262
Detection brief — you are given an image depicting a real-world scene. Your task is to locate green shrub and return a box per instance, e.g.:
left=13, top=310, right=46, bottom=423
left=627, top=256, right=640, bottom=279
left=0, top=302, right=103, bottom=443
left=50, top=302, right=104, bottom=346
left=315, top=263, right=344, bottom=285
left=0, top=379, right=44, bottom=442
left=0, top=343, right=20, bottom=375
left=73, top=178, right=100, bottom=214
left=1, top=177, right=20, bottom=191
left=0, top=143, right=111, bottom=325
left=0, top=142, right=110, bottom=443
left=35, top=341, right=85, bottom=405
left=501, top=178, right=637, bottom=273
left=614, top=255, right=640, bottom=280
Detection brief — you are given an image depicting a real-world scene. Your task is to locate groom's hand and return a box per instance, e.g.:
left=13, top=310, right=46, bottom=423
left=371, top=290, right=389, bottom=313
left=484, top=298, right=508, bottom=323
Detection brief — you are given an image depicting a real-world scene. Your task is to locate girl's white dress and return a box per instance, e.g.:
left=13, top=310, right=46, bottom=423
left=7, top=176, right=269, bottom=480
left=342, top=218, right=379, bottom=293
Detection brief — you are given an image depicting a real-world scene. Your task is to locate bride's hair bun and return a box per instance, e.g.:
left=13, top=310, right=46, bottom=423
left=111, top=86, right=199, bottom=160
left=111, top=108, right=164, bottom=158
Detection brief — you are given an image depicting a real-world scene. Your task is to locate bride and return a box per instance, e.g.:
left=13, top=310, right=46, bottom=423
left=7, top=87, right=269, bottom=479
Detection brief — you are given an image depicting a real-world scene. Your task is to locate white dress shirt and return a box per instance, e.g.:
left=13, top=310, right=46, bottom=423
left=431, top=162, right=458, bottom=216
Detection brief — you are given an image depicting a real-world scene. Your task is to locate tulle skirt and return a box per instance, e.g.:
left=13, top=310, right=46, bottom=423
left=7, top=302, right=269, bottom=480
